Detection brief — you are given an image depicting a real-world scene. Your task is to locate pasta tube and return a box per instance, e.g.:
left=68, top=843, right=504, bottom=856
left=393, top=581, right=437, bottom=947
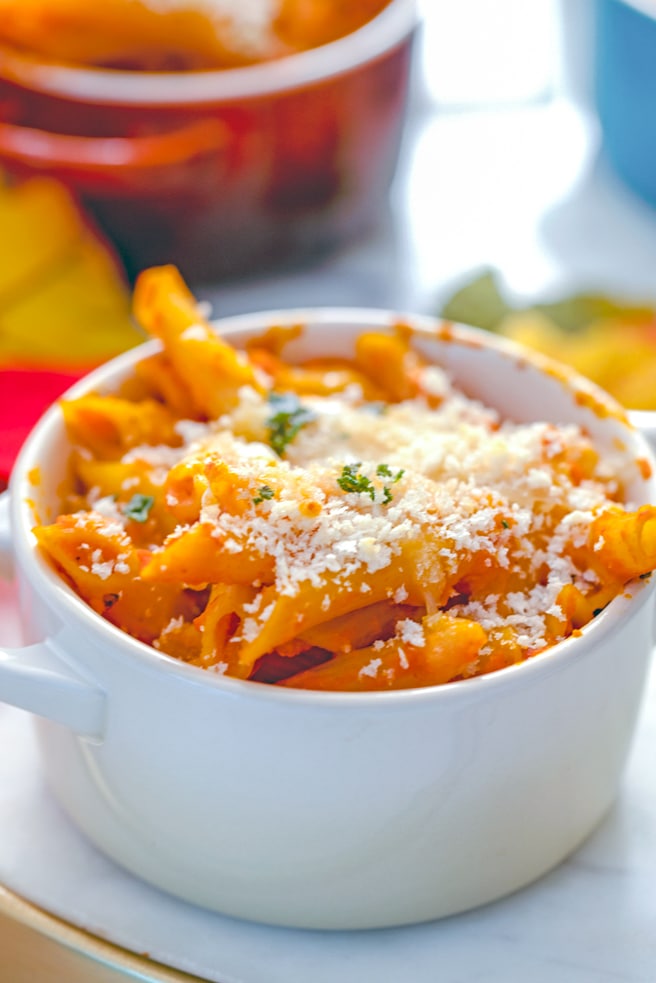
left=133, top=265, right=262, bottom=417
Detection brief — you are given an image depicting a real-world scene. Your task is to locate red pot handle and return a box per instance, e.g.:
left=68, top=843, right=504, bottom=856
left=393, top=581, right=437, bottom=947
left=0, top=117, right=226, bottom=190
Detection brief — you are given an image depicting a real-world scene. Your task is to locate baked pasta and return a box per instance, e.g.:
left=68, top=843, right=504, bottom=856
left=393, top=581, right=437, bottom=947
left=33, top=266, right=656, bottom=691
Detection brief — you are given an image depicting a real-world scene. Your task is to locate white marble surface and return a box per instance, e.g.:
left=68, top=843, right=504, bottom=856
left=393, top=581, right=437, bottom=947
left=1, top=577, right=656, bottom=983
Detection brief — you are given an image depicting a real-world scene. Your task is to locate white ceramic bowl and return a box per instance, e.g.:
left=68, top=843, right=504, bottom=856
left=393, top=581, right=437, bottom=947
left=1, top=309, right=655, bottom=930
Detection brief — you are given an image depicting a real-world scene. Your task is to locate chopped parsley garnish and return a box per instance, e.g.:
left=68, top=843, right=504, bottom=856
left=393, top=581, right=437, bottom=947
left=501, top=519, right=510, bottom=529
left=266, top=392, right=316, bottom=457
left=123, top=493, right=155, bottom=523
left=253, top=485, right=275, bottom=505
left=376, top=463, right=404, bottom=483
left=337, top=462, right=376, bottom=500
left=377, top=463, right=404, bottom=503
left=337, top=462, right=404, bottom=504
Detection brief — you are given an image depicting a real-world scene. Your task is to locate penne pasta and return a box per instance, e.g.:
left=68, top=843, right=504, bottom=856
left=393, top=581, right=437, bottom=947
left=586, top=506, right=656, bottom=582
left=34, top=511, right=205, bottom=643
left=140, top=522, right=276, bottom=589
left=34, top=266, right=656, bottom=691
left=132, top=265, right=262, bottom=417
left=61, top=394, right=180, bottom=458
left=281, top=613, right=487, bottom=691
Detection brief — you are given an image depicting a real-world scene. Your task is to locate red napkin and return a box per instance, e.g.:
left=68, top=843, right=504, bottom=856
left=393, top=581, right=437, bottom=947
left=0, top=366, right=88, bottom=490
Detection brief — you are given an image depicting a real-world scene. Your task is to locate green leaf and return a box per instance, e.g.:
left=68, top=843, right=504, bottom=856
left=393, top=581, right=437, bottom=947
left=440, top=270, right=512, bottom=333
left=533, top=294, right=652, bottom=334
left=440, top=268, right=655, bottom=335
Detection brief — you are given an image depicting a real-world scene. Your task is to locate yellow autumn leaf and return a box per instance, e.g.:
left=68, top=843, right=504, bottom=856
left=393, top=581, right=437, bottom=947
left=0, top=176, right=84, bottom=306
left=0, top=174, right=143, bottom=366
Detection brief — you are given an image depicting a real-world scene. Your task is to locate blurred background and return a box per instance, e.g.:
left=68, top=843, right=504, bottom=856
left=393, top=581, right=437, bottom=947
left=4, top=0, right=656, bottom=482
left=214, top=0, right=656, bottom=313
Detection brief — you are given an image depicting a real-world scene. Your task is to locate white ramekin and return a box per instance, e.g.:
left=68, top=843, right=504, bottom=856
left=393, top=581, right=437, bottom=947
left=1, top=309, right=655, bottom=930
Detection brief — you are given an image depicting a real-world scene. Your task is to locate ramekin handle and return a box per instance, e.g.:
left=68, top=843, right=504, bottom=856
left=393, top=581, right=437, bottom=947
left=0, top=494, right=105, bottom=737
left=0, top=631, right=106, bottom=740
left=0, top=493, right=13, bottom=580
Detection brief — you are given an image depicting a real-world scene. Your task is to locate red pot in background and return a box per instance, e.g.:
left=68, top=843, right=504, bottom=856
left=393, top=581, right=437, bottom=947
left=0, top=0, right=417, bottom=284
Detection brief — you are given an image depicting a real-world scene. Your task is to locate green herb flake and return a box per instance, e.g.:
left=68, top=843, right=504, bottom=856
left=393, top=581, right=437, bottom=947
left=337, top=463, right=403, bottom=504
left=337, top=462, right=375, bottom=500
left=376, top=463, right=404, bottom=503
left=123, top=493, right=155, bottom=523
left=376, top=463, right=404, bottom=483
left=253, top=485, right=275, bottom=505
left=501, top=519, right=510, bottom=529
left=266, top=392, right=317, bottom=457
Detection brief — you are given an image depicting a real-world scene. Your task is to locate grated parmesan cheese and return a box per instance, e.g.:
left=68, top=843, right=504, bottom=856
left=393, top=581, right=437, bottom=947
left=151, top=369, right=639, bottom=654
left=397, top=619, right=425, bottom=648
left=359, top=658, right=382, bottom=679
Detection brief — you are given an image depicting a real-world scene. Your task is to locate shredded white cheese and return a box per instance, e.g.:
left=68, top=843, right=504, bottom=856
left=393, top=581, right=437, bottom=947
left=147, top=368, right=636, bottom=653
left=359, top=658, right=382, bottom=679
